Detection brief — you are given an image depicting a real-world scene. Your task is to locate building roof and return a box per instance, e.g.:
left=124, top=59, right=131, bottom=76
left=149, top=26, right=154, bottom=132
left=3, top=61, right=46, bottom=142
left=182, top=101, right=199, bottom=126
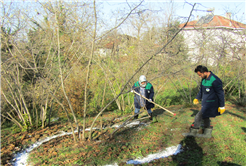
left=179, top=14, right=246, bottom=30
left=100, top=34, right=137, bottom=49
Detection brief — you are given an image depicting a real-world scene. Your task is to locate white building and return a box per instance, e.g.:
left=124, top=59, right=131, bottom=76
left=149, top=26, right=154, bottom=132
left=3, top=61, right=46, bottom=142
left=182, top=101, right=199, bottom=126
left=179, top=12, right=246, bottom=65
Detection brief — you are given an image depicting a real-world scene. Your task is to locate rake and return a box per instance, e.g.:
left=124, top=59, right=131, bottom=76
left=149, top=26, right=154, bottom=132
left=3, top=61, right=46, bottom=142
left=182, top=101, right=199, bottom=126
left=132, top=90, right=176, bottom=116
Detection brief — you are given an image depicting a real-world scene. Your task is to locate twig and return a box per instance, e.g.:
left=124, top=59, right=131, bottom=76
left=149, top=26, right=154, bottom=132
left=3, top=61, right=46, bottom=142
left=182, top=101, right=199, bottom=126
left=111, top=111, right=144, bottom=137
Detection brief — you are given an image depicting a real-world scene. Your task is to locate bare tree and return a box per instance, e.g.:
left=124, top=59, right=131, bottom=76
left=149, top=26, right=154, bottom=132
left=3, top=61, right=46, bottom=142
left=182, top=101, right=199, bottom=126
left=89, top=2, right=196, bottom=139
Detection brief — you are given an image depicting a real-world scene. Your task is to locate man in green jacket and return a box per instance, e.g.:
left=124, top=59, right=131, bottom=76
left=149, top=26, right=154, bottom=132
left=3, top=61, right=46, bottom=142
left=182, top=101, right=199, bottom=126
left=183, top=65, right=225, bottom=138
left=132, top=75, right=154, bottom=120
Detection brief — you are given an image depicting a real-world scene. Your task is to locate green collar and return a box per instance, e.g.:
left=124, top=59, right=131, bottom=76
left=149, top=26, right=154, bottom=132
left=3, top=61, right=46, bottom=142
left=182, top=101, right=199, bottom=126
left=135, top=82, right=152, bottom=90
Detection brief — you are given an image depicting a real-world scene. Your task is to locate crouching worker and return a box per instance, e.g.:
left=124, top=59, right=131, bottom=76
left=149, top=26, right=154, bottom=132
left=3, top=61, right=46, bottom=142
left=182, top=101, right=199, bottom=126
left=183, top=65, right=225, bottom=138
left=131, top=75, right=154, bottom=120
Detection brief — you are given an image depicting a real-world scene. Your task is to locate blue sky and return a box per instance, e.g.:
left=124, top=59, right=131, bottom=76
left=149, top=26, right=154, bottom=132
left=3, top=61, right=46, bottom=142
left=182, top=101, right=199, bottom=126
left=173, top=0, right=245, bottom=22
left=101, top=0, right=246, bottom=23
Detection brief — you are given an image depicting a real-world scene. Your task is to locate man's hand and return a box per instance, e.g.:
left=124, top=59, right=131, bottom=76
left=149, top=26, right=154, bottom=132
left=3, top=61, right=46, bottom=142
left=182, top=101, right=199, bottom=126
left=193, top=99, right=199, bottom=105
left=131, top=89, right=134, bottom=93
left=218, top=107, right=225, bottom=114
left=148, top=99, right=152, bottom=102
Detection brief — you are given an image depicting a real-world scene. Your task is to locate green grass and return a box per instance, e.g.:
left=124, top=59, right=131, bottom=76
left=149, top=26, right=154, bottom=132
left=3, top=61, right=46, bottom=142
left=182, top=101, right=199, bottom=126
left=7, top=103, right=246, bottom=165
left=171, top=104, right=246, bottom=166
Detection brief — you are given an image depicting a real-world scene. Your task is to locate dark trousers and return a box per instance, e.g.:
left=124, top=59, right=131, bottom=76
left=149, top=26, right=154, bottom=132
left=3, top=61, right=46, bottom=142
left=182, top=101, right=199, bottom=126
left=193, top=110, right=210, bottom=128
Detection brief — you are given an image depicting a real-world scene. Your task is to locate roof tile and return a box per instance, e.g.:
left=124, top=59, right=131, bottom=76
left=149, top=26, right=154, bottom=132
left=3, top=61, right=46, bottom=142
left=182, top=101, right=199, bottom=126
left=179, top=15, right=246, bottom=29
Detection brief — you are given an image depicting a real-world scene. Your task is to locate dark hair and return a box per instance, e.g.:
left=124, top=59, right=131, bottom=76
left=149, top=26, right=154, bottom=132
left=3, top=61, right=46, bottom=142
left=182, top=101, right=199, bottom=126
left=194, top=65, right=208, bottom=73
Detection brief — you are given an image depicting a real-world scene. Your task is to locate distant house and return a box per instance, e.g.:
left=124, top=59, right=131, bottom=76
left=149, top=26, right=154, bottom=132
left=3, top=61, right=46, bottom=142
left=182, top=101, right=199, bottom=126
left=97, top=41, right=118, bottom=57
left=97, top=34, right=137, bottom=57
left=179, top=11, right=246, bottom=65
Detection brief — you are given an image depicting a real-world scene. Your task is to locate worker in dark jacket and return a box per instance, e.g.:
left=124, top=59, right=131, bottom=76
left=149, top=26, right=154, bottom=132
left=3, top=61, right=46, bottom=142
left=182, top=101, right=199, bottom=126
left=183, top=65, right=225, bottom=138
left=131, top=75, right=154, bottom=120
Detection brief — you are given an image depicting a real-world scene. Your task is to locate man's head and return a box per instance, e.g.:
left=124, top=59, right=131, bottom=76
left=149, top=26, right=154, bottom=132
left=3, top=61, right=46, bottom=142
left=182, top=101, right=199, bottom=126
left=139, top=75, right=147, bottom=88
left=194, top=65, right=209, bottom=79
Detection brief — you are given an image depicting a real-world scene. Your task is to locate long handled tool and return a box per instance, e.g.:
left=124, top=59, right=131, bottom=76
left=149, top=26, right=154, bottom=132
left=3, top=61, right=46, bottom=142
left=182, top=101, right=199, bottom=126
left=132, top=90, right=176, bottom=116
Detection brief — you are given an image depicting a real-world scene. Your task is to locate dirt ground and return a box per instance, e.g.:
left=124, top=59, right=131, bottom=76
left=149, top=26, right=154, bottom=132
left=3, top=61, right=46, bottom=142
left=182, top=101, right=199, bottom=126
left=1, top=114, right=133, bottom=166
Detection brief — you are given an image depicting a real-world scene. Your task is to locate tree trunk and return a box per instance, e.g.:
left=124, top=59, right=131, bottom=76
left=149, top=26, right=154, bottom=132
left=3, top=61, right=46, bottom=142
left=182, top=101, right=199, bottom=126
left=83, top=0, right=97, bottom=141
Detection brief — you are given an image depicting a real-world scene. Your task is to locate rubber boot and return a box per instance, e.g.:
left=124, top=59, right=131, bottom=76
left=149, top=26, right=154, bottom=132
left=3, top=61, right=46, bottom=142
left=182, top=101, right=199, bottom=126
left=182, top=127, right=199, bottom=137
left=148, top=113, right=153, bottom=120
left=134, top=114, right=139, bottom=119
left=197, top=127, right=213, bottom=138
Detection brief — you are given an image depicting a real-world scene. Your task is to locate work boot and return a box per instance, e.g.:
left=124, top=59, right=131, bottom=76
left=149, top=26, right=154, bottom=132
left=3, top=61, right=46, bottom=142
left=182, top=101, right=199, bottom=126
left=197, top=127, right=213, bottom=138
left=134, top=114, right=139, bottom=119
left=148, top=113, right=153, bottom=120
left=182, top=127, right=199, bottom=137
